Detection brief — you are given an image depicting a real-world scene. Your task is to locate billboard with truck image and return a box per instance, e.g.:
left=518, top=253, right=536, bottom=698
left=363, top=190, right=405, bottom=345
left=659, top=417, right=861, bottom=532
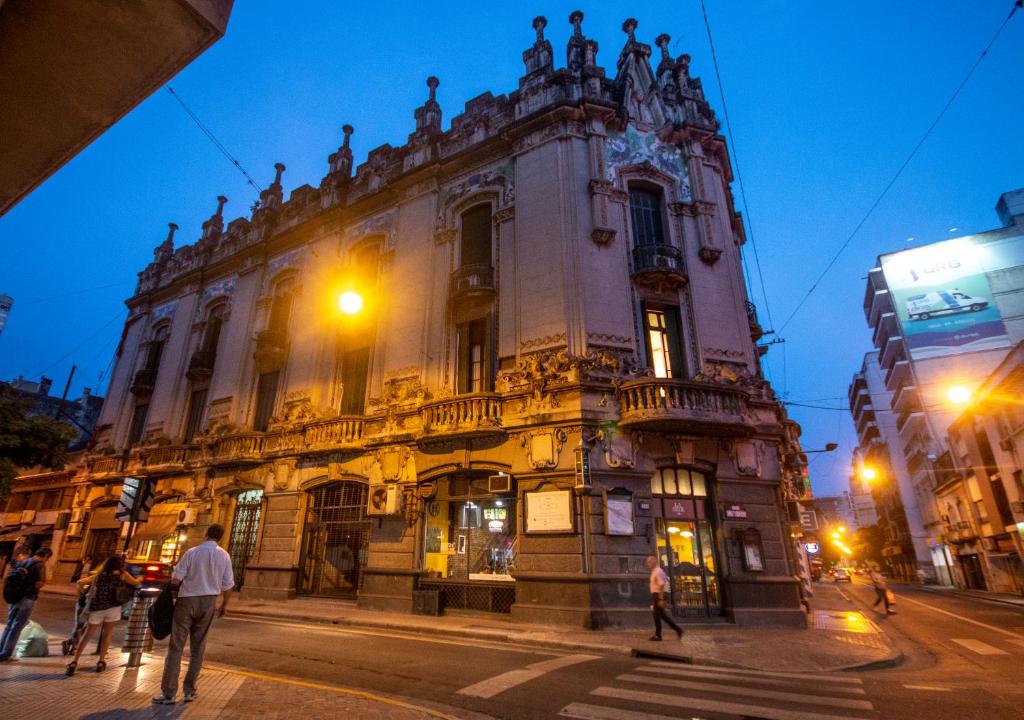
left=880, top=236, right=1011, bottom=359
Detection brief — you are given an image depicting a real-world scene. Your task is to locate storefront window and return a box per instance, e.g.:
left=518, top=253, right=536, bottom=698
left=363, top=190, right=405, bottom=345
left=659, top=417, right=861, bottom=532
left=651, top=468, right=720, bottom=615
left=422, top=474, right=516, bottom=581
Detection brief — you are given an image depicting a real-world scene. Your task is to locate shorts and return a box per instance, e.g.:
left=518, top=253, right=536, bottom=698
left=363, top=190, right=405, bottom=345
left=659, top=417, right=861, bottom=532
left=86, top=605, right=123, bottom=624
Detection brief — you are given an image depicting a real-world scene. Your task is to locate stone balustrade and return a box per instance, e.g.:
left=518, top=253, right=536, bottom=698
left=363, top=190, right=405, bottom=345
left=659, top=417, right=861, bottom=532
left=303, top=416, right=364, bottom=448
left=210, top=433, right=267, bottom=463
left=420, top=393, right=503, bottom=439
left=135, top=444, right=191, bottom=469
left=618, top=378, right=750, bottom=435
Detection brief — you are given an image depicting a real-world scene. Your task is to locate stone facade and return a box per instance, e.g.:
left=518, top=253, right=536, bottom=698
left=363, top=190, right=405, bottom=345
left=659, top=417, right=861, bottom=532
left=71, top=13, right=806, bottom=627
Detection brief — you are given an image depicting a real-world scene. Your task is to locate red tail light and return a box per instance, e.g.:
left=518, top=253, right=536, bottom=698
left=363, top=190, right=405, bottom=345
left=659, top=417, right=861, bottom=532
left=145, top=566, right=160, bottom=572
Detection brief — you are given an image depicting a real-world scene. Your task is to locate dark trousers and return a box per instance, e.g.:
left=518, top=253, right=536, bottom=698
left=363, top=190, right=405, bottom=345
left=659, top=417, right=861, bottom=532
left=651, top=593, right=681, bottom=637
left=872, top=586, right=891, bottom=612
left=161, top=595, right=217, bottom=697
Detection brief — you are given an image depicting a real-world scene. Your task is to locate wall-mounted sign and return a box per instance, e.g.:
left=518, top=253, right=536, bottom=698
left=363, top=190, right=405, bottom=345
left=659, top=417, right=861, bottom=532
left=525, top=490, right=574, bottom=533
left=738, top=527, right=765, bottom=572
left=725, top=504, right=747, bottom=519
left=805, top=542, right=820, bottom=554
left=604, top=491, right=634, bottom=536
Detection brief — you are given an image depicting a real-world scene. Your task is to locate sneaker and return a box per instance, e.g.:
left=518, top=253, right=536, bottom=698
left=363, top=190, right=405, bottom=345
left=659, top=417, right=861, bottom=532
left=648, top=635, right=662, bottom=641
left=676, top=628, right=684, bottom=640
left=183, top=692, right=197, bottom=703
left=152, top=694, right=176, bottom=705
left=0, top=657, right=19, bottom=664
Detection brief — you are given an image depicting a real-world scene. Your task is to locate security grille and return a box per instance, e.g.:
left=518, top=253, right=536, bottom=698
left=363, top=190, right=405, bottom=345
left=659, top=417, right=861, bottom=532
left=300, top=482, right=371, bottom=597
left=418, top=581, right=515, bottom=614
left=228, top=489, right=263, bottom=589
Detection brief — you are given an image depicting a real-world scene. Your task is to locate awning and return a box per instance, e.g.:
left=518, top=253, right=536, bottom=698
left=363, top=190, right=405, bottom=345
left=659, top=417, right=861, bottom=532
left=0, top=524, right=53, bottom=542
left=129, top=513, right=179, bottom=545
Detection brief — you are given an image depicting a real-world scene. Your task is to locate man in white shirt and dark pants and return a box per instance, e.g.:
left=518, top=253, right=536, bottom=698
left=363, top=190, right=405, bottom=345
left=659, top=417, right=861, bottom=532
left=647, top=555, right=683, bottom=641
left=154, top=524, right=235, bottom=705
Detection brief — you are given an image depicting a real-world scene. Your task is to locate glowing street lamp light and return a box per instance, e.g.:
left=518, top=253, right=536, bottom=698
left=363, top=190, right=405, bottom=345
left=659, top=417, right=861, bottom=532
left=945, top=384, right=972, bottom=406
left=338, top=290, right=364, bottom=315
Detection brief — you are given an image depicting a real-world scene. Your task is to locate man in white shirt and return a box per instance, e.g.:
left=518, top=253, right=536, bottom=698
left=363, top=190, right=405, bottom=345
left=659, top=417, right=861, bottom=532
left=153, top=524, right=235, bottom=705
left=647, top=555, right=682, bottom=641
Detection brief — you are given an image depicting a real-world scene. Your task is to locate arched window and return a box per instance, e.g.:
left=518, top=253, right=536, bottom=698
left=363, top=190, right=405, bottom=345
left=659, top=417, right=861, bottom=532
left=146, top=323, right=171, bottom=374
left=202, top=303, right=227, bottom=359
left=268, top=276, right=296, bottom=338
left=459, top=204, right=492, bottom=268
left=629, top=187, right=666, bottom=247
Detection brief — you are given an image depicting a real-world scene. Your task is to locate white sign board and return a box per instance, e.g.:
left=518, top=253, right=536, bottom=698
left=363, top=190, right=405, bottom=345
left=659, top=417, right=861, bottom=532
left=605, top=495, right=634, bottom=536
left=525, top=490, right=573, bottom=533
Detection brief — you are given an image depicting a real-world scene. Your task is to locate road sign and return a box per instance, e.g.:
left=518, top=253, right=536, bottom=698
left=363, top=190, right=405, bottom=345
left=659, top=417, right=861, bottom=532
left=805, top=542, right=820, bottom=554
left=115, top=477, right=155, bottom=523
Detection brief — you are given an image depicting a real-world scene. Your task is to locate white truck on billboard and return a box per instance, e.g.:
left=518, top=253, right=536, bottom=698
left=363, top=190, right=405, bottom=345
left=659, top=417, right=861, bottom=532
left=905, top=289, right=989, bottom=321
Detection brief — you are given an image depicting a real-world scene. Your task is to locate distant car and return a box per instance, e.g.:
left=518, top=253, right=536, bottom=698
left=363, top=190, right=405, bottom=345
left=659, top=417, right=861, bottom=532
left=833, top=568, right=852, bottom=583
left=124, top=560, right=173, bottom=589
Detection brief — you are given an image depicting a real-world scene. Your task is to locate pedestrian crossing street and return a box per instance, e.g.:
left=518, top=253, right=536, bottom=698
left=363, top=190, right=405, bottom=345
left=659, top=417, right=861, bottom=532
left=559, top=660, right=876, bottom=720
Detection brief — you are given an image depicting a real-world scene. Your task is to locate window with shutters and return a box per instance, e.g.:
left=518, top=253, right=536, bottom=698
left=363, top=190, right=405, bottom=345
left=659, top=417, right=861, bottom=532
left=253, top=371, right=280, bottom=431
left=644, top=306, right=684, bottom=378
left=339, top=347, right=371, bottom=415
left=629, top=187, right=666, bottom=247
left=456, top=317, right=493, bottom=393
left=128, top=403, right=149, bottom=445
left=183, top=387, right=208, bottom=442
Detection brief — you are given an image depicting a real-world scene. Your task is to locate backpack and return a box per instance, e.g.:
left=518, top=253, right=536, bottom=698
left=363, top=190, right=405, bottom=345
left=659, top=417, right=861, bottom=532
left=148, top=585, right=175, bottom=640
left=3, top=561, right=35, bottom=604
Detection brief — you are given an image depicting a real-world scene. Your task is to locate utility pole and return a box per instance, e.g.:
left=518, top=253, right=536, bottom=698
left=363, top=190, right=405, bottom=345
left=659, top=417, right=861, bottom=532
left=53, top=364, right=75, bottom=419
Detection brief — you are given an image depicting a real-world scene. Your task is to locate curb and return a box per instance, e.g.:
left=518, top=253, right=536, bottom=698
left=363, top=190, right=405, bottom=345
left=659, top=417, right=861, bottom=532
left=928, top=587, right=1024, bottom=609
left=227, top=607, right=633, bottom=657
left=631, top=646, right=905, bottom=673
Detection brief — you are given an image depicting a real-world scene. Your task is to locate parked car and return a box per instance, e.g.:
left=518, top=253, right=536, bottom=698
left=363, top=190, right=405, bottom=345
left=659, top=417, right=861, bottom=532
left=119, top=561, right=173, bottom=618
left=833, top=568, right=852, bottom=583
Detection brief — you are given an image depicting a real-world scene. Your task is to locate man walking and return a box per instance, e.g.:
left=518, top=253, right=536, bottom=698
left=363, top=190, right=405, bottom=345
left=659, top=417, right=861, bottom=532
left=647, top=556, right=682, bottom=641
left=869, top=565, right=894, bottom=615
left=153, top=524, right=234, bottom=705
left=0, top=547, right=52, bottom=662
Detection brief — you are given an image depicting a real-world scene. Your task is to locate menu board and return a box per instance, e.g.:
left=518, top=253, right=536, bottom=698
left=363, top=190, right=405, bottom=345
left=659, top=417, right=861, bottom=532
left=525, top=490, right=573, bottom=533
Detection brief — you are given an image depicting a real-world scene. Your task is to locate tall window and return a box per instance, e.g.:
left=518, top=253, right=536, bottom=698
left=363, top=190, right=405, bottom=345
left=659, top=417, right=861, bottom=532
left=128, top=403, right=149, bottom=445
left=460, top=205, right=492, bottom=268
left=183, top=388, right=208, bottom=442
left=644, top=306, right=684, bottom=378
left=268, top=277, right=296, bottom=338
left=457, top=318, right=492, bottom=393
left=146, top=324, right=170, bottom=374
left=339, top=347, right=370, bottom=415
left=253, top=371, right=280, bottom=431
left=202, top=305, right=226, bottom=359
left=629, top=187, right=666, bottom=247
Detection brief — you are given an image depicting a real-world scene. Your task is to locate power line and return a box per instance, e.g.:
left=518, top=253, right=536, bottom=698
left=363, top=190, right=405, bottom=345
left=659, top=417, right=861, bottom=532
left=17, top=281, right=126, bottom=307
left=698, top=0, right=775, bottom=332
left=37, top=309, right=126, bottom=376
left=778, top=1, right=1022, bottom=333
left=166, top=86, right=263, bottom=195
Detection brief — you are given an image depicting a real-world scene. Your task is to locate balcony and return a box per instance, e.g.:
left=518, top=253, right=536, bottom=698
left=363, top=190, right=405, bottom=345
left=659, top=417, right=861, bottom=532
left=185, top=349, right=216, bottom=382
left=419, top=393, right=503, bottom=440
left=86, top=455, right=125, bottom=477
left=745, top=301, right=764, bottom=341
left=209, top=433, right=268, bottom=465
left=872, top=311, right=899, bottom=351
left=618, top=378, right=750, bottom=435
left=630, top=244, right=686, bottom=290
left=134, top=444, right=192, bottom=473
left=129, top=367, right=156, bottom=396
left=884, top=358, right=911, bottom=395
left=946, top=521, right=977, bottom=543
left=253, top=329, right=287, bottom=371
left=303, top=416, right=364, bottom=450
left=449, top=264, right=495, bottom=302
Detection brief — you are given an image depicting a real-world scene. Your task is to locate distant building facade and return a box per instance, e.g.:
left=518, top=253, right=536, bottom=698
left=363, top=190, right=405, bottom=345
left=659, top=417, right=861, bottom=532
left=853, top=190, right=1024, bottom=584
left=847, top=454, right=879, bottom=529
left=70, top=14, right=807, bottom=627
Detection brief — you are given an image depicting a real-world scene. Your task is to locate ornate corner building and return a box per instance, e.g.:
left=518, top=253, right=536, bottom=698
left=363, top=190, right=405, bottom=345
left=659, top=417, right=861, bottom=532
left=70, top=13, right=807, bottom=627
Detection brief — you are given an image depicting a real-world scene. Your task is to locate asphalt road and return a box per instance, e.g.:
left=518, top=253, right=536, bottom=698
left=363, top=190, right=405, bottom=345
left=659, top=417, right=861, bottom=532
left=22, top=584, right=1024, bottom=720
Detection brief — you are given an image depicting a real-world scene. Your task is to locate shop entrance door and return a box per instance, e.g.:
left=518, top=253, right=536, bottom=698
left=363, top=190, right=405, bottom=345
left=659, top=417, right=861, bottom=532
left=87, top=529, right=120, bottom=563
left=227, top=490, right=263, bottom=589
left=959, top=554, right=987, bottom=590
left=299, top=482, right=371, bottom=597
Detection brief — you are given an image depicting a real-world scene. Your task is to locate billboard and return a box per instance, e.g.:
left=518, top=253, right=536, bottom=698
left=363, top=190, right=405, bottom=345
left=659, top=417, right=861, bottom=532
left=880, top=236, right=1014, bottom=359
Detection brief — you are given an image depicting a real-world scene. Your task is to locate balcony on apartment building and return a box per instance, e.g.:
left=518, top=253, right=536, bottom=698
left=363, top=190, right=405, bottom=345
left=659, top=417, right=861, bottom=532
left=863, top=268, right=892, bottom=328
left=872, top=311, right=900, bottom=353
left=617, top=378, right=750, bottom=435
left=945, top=520, right=978, bottom=544
left=885, top=356, right=911, bottom=395
left=185, top=349, right=216, bottom=382
left=745, top=301, right=764, bottom=341
left=855, top=406, right=877, bottom=438
left=419, top=392, right=503, bottom=440
left=630, top=244, right=687, bottom=290
left=449, top=264, right=496, bottom=303
left=129, top=367, right=156, bottom=396
left=128, top=443, right=193, bottom=474
left=253, top=328, right=288, bottom=371
left=878, top=333, right=908, bottom=373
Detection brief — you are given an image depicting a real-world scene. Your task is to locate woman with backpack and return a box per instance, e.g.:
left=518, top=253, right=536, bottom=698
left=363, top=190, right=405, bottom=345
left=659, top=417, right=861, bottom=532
left=66, top=555, right=140, bottom=675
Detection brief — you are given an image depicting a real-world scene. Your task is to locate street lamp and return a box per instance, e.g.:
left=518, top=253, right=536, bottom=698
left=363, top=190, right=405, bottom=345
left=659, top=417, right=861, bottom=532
left=338, top=290, right=364, bottom=315
left=859, top=465, right=878, bottom=483
left=803, top=443, right=839, bottom=454
left=946, top=384, right=972, bottom=406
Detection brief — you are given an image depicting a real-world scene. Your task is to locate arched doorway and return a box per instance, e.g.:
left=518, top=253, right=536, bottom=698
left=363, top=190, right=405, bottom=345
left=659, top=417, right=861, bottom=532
left=299, top=481, right=370, bottom=597
left=227, top=489, right=264, bottom=589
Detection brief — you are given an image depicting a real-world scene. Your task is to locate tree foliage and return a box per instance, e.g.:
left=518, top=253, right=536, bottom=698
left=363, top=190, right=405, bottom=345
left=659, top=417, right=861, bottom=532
left=0, top=383, right=76, bottom=498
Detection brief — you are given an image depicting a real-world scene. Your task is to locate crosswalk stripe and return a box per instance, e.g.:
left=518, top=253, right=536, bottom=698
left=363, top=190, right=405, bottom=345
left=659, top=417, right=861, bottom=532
left=591, top=686, right=874, bottom=720
left=903, top=684, right=952, bottom=692
left=456, top=654, right=599, bottom=698
left=617, top=673, right=874, bottom=710
left=950, top=638, right=1010, bottom=656
left=646, top=660, right=864, bottom=685
left=635, top=665, right=868, bottom=694
left=560, top=701, right=699, bottom=720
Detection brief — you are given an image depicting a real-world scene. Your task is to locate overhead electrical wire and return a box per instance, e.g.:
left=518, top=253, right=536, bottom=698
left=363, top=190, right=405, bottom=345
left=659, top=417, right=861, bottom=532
left=698, top=0, right=776, bottom=333
left=17, top=281, right=126, bottom=307
left=37, top=309, right=126, bottom=376
left=778, top=1, right=1022, bottom=334
left=166, top=86, right=263, bottom=195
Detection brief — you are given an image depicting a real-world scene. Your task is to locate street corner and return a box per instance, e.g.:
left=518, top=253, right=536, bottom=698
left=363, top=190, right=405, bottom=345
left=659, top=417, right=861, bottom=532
left=0, top=653, right=454, bottom=720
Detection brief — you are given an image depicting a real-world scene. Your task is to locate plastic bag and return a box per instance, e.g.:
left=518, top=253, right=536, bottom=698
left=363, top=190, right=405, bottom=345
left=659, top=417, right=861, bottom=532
left=16, top=619, right=48, bottom=658
left=885, top=588, right=896, bottom=606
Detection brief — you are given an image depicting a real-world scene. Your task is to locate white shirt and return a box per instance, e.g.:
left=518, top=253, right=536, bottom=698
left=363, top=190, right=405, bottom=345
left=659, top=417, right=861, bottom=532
left=649, top=566, right=670, bottom=594
left=173, top=540, right=235, bottom=598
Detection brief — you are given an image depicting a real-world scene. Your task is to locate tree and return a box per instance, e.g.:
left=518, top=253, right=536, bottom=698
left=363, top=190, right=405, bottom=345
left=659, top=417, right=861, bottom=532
left=0, top=383, right=76, bottom=498
left=852, top=524, right=885, bottom=566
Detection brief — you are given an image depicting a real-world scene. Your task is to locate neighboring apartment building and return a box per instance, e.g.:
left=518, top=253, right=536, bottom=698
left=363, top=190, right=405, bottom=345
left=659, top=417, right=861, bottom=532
left=69, top=14, right=807, bottom=627
left=847, top=454, right=879, bottom=529
left=854, top=189, right=1024, bottom=584
left=850, top=351, right=926, bottom=581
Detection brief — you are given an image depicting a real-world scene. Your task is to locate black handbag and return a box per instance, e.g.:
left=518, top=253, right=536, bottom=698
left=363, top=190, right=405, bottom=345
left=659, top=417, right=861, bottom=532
left=148, top=585, right=175, bottom=640
left=115, top=579, right=135, bottom=607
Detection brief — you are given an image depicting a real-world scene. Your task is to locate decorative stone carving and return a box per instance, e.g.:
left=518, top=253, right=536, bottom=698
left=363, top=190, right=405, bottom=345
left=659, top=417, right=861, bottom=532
left=520, top=428, right=568, bottom=469
left=591, top=227, right=616, bottom=245
left=698, top=246, right=722, bottom=264
left=732, top=440, right=761, bottom=477
left=593, top=427, right=640, bottom=469
left=367, top=446, right=416, bottom=484
left=269, top=395, right=322, bottom=430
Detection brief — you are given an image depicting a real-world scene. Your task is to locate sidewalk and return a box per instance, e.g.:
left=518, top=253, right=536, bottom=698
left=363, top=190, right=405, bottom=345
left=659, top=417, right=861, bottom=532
left=920, top=584, right=1024, bottom=608
left=226, top=582, right=899, bottom=672
left=0, top=633, right=465, bottom=720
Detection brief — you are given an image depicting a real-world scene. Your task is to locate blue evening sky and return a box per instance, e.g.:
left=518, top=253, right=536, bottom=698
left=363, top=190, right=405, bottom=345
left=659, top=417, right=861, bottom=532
left=0, top=2, right=1020, bottom=497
